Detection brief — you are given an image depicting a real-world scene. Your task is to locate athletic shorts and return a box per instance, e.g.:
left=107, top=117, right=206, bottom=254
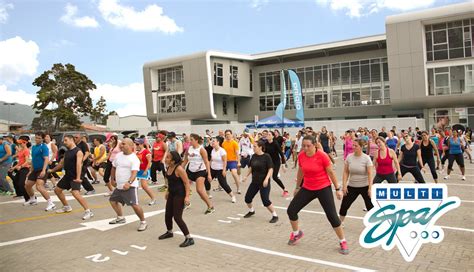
left=186, top=169, right=207, bottom=182
left=92, top=162, right=107, bottom=171
left=227, top=161, right=238, bottom=171
left=27, top=169, right=48, bottom=182
left=109, top=187, right=139, bottom=206
left=57, top=176, right=81, bottom=191
left=137, top=170, right=150, bottom=180
left=240, top=156, right=251, bottom=168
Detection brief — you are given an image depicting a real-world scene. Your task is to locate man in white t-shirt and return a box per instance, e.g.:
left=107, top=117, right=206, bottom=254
left=292, top=131, right=304, bottom=169
left=108, top=138, right=147, bottom=231
left=239, top=129, right=254, bottom=170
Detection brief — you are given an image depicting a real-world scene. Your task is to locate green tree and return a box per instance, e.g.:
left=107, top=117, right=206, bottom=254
left=32, top=63, right=96, bottom=131
left=91, top=96, right=108, bottom=125
left=31, top=110, right=54, bottom=131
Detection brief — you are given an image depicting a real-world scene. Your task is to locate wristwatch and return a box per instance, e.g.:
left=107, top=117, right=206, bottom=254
left=336, top=186, right=342, bottom=191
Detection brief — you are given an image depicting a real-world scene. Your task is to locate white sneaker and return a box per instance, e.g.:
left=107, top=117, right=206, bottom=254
left=56, top=206, right=73, bottom=213
left=23, top=197, right=37, bottom=206
left=45, top=202, right=56, bottom=211
left=148, top=199, right=156, bottom=206
left=462, top=176, right=466, bottom=181
left=82, top=210, right=94, bottom=220
left=137, top=221, right=148, bottom=232
left=231, top=196, right=236, bottom=203
left=444, top=175, right=450, bottom=180
left=84, top=190, right=96, bottom=195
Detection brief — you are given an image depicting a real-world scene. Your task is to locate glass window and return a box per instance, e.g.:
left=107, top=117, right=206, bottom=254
left=341, top=91, right=351, bottom=107
left=428, top=69, right=435, bottom=95
left=341, top=66, right=350, bottom=85
left=259, top=75, right=265, bottom=93
left=266, top=75, right=273, bottom=92
left=361, top=63, right=370, bottom=83
left=214, top=63, right=223, bottom=86
left=360, top=88, right=370, bottom=105
left=323, top=65, right=329, bottom=86
left=331, top=64, right=340, bottom=86
left=371, top=87, right=381, bottom=104
left=250, top=70, right=253, bottom=91
left=450, top=66, right=465, bottom=94
left=223, top=97, right=228, bottom=115
left=259, top=96, right=265, bottom=111
left=274, top=72, right=281, bottom=93
left=305, top=67, right=313, bottom=89
left=350, top=63, right=360, bottom=85
left=332, top=90, right=341, bottom=107
left=371, top=62, right=381, bottom=83
left=382, top=62, right=389, bottom=81
left=230, top=65, right=238, bottom=88
left=314, top=69, right=322, bottom=88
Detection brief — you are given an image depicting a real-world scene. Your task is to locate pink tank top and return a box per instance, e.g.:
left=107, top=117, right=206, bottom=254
left=344, top=138, right=354, bottom=160
left=376, top=149, right=394, bottom=175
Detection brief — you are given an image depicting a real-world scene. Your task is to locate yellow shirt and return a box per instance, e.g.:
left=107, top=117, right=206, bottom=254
left=222, top=140, right=239, bottom=161
left=94, top=145, right=107, bottom=162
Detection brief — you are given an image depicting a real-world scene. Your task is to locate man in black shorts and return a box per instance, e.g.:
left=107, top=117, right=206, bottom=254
left=74, top=134, right=96, bottom=195
left=50, top=135, right=94, bottom=220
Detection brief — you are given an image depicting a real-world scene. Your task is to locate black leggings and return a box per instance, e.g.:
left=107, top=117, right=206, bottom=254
left=103, top=161, right=113, bottom=183
left=441, top=150, right=450, bottom=165
left=400, top=165, right=425, bottom=183
left=48, top=161, right=60, bottom=179
left=12, top=168, right=29, bottom=201
left=165, top=193, right=190, bottom=236
left=81, top=164, right=95, bottom=191
left=339, top=186, right=373, bottom=216
left=373, top=173, right=398, bottom=183
left=422, top=156, right=438, bottom=180
left=272, top=162, right=286, bottom=191
left=151, top=161, right=166, bottom=182
left=448, top=153, right=465, bottom=169
left=210, top=168, right=232, bottom=194
left=245, top=182, right=272, bottom=207
left=287, top=186, right=341, bottom=228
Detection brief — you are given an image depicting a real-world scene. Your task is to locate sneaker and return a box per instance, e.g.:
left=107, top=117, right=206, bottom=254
left=179, top=238, right=195, bottom=248
left=231, top=196, right=236, bottom=203
left=85, top=190, right=96, bottom=195
left=23, top=197, right=37, bottom=206
left=184, top=202, right=191, bottom=210
left=213, top=187, right=224, bottom=192
left=282, top=191, right=289, bottom=197
left=288, top=230, right=304, bottom=245
left=137, top=222, right=148, bottom=232
left=45, top=202, right=56, bottom=211
left=82, top=210, right=94, bottom=220
left=269, top=216, right=279, bottom=223
left=462, top=176, right=466, bottom=180
left=148, top=199, right=157, bottom=206
left=109, top=217, right=126, bottom=224
left=243, top=211, right=255, bottom=218
left=237, top=190, right=242, bottom=195
left=56, top=206, right=73, bottom=213
left=444, top=175, right=450, bottom=180
left=104, top=191, right=112, bottom=197
left=339, top=240, right=349, bottom=255
left=204, top=207, right=215, bottom=215
left=158, top=185, right=168, bottom=192
left=92, top=180, right=100, bottom=184
left=158, top=232, right=174, bottom=240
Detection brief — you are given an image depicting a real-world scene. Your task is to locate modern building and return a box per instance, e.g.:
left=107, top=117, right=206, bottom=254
left=106, top=114, right=154, bottom=136
left=143, top=2, right=474, bottom=131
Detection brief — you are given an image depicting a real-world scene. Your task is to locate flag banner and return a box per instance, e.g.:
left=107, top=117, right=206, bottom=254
left=288, top=70, right=304, bottom=122
left=275, top=70, right=287, bottom=120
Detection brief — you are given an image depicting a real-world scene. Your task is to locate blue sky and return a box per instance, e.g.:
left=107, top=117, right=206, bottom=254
left=0, top=0, right=468, bottom=116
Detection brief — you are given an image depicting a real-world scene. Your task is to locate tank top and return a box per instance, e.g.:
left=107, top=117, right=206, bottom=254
left=449, top=138, right=462, bottom=155
left=94, top=145, right=107, bottom=162
left=430, top=136, right=439, bottom=147
left=401, top=144, right=419, bottom=167
left=320, top=132, right=329, bottom=149
left=376, top=149, right=394, bottom=175
left=183, top=142, right=191, bottom=154
left=369, top=140, right=379, bottom=157
left=168, top=140, right=177, bottom=152
left=344, top=138, right=354, bottom=160
left=46, top=142, right=54, bottom=161
left=64, top=147, right=80, bottom=179
left=421, top=140, right=434, bottom=158
left=0, top=143, right=12, bottom=164
left=166, top=166, right=185, bottom=196
left=187, top=145, right=206, bottom=172
left=152, top=141, right=165, bottom=162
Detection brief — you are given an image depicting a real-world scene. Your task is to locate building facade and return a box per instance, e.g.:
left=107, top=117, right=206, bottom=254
left=143, top=2, right=474, bottom=130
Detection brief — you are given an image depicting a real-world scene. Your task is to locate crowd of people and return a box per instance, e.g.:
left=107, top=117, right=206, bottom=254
left=0, top=124, right=471, bottom=251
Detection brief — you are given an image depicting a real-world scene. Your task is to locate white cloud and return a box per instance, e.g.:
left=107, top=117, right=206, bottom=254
left=51, top=39, right=75, bottom=48
left=0, top=2, right=13, bottom=24
left=316, top=0, right=437, bottom=18
left=92, top=82, right=146, bottom=116
left=250, top=0, right=269, bottom=10
left=98, top=0, right=183, bottom=33
left=0, top=36, right=40, bottom=85
left=60, top=3, right=99, bottom=28
left=0, top=84, right=36, bottom=105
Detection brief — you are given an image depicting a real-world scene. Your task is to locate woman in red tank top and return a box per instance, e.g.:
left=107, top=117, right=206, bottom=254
left=373, top=137, right=402, bottom=184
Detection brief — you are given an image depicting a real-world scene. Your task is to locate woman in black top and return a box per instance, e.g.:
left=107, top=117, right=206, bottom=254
left=420, top=131, right=440, bottom=183
left=158, top=151, right=194, bottom=248
left=398, top=136, right=425, bottom=183
left=242, top=140, right=279, bottom=223
left=265, top=131, right=289, bottom=197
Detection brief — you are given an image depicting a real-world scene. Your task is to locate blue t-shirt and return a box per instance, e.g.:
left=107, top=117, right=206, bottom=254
left=0, top=142, right=12, bottom=165
left=449, top=138, right=462, bottom=155
left=31, top=143, right=49, bottom=171
left=430, top=136, right=439, bottom=147
left=386, top=138, right=398, bottom=150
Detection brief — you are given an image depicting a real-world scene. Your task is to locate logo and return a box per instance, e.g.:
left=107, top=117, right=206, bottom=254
left=359, top=184, right=460, bottom=262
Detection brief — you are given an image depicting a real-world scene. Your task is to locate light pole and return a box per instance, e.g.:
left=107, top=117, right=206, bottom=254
left=3, top=102, right=15, bottom=131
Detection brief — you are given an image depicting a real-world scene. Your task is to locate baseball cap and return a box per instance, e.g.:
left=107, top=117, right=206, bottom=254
left=105, top=132, right=117, bottom=142
left=167, top=132, right=176, bottom=138
left=134, top=138, right=145, bottom=145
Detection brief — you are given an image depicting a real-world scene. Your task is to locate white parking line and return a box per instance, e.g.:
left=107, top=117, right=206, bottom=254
left=227, top=217, right=240, bottom=220
left=218, top=220, right=232, bottom=224
left=273, top=206, right=474, bottom=233
left=174, top=231, right=375, bottom=271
